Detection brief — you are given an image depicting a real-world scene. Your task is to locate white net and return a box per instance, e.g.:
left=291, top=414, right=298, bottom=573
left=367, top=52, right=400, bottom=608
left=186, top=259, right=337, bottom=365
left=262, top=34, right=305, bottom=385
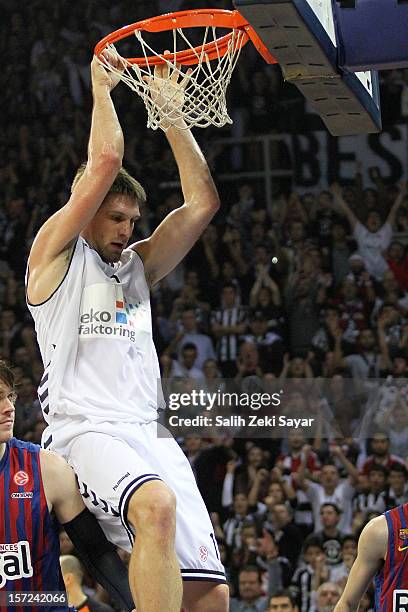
left=98, top=25, right=245, bottom=131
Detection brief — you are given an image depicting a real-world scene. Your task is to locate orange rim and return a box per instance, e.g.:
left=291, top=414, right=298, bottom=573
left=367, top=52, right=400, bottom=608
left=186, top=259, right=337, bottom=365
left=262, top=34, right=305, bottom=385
left=94, top=9, right=276, bottom=66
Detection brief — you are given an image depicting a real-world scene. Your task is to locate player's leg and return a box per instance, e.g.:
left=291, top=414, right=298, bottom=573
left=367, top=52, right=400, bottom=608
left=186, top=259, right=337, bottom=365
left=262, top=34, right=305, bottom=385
left=127, top=480, right=182, bottom=612
left=182, top=582, right=229, bottom=612
left=137, top=424, right=227, bottom=605
left=61, top=428, right=182, bottom=611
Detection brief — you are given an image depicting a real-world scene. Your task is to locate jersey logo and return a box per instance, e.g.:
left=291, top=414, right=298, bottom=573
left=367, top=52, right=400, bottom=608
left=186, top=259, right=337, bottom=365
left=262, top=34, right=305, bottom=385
left=199, top=546, right=208, bottom=562
left=398, top=544, right=408, bottom=552
left=78, top=284, right=145, bottom=344
left=399, top=528, right=408, bottom=540
left=0, top=542, right=33, bottom=588
left=11, top=492, right=33, bottom=499
left=13, top=471, right=29, bottom=486
left=393, top=589, right=408, bottom=611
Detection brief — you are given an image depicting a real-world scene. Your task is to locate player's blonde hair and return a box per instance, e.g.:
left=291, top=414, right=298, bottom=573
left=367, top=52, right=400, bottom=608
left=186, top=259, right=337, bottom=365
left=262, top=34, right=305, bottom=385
left=71, top=164, right=147, bottom=205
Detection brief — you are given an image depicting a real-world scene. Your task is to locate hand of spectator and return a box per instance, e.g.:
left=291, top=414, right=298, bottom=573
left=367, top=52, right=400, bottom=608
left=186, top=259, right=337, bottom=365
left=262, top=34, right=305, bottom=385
left=210, top=512, right=221, bottom=527
left=256, top=468, right=269, bottom=482
left=315, top=552, right=328, bottom=577
left=330, top=182, right=342, bottom=200
left=302, top=444, right=312, bottom=460
left=226, top=459, right=237, bottom=474
left=270, top=466, right=283, bottom=483
left=377, top=311, right=388, bottom=329
left=257, top=529, right=277, bottom=558
left=174, top=329, right=185, bottom=342
left=329, top=443, right=343, bottom=458
left=160, top=354, right=172, bottom=369
left=327, top=319, right=342, bottom=340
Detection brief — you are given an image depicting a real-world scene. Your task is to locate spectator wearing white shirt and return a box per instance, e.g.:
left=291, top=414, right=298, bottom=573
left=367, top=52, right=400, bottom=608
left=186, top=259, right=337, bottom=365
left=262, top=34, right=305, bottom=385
left=331, top=182, right=407, bottom=281
left=161, top=343, right=204, bottom=381
left=297, top=446, right=358, bottom=532
left=171, top=308, right=216, bottom=369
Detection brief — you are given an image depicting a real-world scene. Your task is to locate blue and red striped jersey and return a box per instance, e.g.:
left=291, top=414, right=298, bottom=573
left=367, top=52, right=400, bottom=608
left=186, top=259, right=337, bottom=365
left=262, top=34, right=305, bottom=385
left=374, top=503, right=408, bottom=611
left=0, top=438, right=68, bottom=612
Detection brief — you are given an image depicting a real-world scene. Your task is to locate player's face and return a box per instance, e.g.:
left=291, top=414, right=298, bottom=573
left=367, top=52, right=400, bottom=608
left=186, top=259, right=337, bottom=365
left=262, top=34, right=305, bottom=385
left=84, top=193, right=140, bottom=263
left=0, top=381, right=16, bottom=443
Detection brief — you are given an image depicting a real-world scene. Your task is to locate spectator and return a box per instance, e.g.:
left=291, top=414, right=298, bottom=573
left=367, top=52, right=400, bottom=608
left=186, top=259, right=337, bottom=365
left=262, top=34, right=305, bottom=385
left=291, top=539, right=329, bottom=612
left=241, top=311, right=285, bottom=374
left=269, top=504, right=303, bottom=570
left=165, top=307, right=216, bottom=369
left=329, top=218, right=353, bottom=287
left=384, top=463, right=408, bottom=510
left=298, top=447, right=358, bottom=532
left=386, top=241, right=408, bottom=290
left=60, top=555, right=114, bottom=612
left=312, top=504, right=344, bottom=567
left=328, top=535, right=357, bottom=588
left=331, top=182, right=407, bottom=281
left=360, top=431, right=405, bottom=475
left=333, top=327, right=385, bottom=381
left=212, top=283, right=248, bottom=377
left=268, top=589, right=299, bottom=612
left=314, top=582, right=341, bottom=612
left=166, top=343, right=204, bottom=381
left=229, top=566, right=268, bottom=612
left=353, top=464, right=387, bottom=517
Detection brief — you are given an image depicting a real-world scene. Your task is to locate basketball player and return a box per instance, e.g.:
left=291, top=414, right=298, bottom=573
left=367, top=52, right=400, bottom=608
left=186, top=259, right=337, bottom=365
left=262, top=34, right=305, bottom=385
left=334, top=504, right=408, bottom=611
left=26, top=53, right=228, bottom=612
left=0, top=360, right=134, bottom=611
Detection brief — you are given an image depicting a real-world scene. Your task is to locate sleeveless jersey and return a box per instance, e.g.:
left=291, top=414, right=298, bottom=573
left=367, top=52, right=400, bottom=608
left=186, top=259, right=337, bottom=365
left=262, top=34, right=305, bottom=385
left=374, top=503, right=408, bottom=611
left=0, top=438, right=68, bottom=611
left=26, top=237, right=164, bottom=425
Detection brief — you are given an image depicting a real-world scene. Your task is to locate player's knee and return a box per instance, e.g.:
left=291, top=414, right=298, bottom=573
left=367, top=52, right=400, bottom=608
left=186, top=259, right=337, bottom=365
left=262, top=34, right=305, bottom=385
left=127, top=481, right=176, bottom=540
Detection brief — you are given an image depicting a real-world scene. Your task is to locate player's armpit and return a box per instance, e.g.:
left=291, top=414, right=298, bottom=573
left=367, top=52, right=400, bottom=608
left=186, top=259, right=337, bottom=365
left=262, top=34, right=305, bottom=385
left=334, top=516, right=387, bottom=611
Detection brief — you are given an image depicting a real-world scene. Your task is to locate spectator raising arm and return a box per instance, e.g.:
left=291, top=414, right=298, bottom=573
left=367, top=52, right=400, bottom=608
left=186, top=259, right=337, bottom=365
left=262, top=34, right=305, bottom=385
left=386, top=181, right=407, bottom=228
left=331, top=182, right=359, bottom=230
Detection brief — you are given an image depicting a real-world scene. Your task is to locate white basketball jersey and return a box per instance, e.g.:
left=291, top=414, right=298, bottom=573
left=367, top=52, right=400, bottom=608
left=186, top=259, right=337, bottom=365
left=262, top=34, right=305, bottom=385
left=27, top=237, right=164, bottom=424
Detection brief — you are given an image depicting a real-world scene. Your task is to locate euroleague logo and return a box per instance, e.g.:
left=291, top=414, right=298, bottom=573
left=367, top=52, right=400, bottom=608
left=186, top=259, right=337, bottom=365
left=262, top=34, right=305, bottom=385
left=13, top=471, right=29, bottom=487
left=199, top=546, right=208, bottom=562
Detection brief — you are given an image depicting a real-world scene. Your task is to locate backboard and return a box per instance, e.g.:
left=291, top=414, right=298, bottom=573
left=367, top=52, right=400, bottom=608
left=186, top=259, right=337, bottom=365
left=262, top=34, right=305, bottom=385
left=233, top=0, right=382, bottom=136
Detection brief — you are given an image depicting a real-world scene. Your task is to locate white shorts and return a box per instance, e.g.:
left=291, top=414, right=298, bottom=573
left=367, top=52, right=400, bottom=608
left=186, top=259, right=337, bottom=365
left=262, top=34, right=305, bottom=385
left=43, top=418, right=225, bottom=584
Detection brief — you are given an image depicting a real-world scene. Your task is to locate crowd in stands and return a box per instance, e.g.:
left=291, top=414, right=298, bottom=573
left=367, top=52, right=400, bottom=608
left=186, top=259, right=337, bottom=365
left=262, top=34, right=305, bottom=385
left=1, top=1, right=408, bottom=611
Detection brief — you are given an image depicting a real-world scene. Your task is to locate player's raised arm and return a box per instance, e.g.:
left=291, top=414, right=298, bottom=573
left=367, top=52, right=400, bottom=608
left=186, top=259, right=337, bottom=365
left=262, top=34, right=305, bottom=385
left=334, top=516, right=387, bottom=612
left=40, top=450, right=134, bottom=611
left=132, top=57, right=220, bottom=286
left=27, top=54, right=124, bottom=304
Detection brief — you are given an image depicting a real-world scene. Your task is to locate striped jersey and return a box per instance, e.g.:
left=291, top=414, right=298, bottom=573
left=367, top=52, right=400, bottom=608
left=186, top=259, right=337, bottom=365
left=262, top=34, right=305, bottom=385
left=374, top=503, right=408, bottom=611
left=26, top=237, right=164, bottom=426
left=211, top=306, right=247, bottom=362
left=0, top=438, right=67, bottom=611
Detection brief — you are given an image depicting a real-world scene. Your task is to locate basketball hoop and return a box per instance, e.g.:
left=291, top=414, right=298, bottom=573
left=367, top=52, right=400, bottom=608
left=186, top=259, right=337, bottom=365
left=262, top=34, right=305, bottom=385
left=94, top=9, right=276, bottom=131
